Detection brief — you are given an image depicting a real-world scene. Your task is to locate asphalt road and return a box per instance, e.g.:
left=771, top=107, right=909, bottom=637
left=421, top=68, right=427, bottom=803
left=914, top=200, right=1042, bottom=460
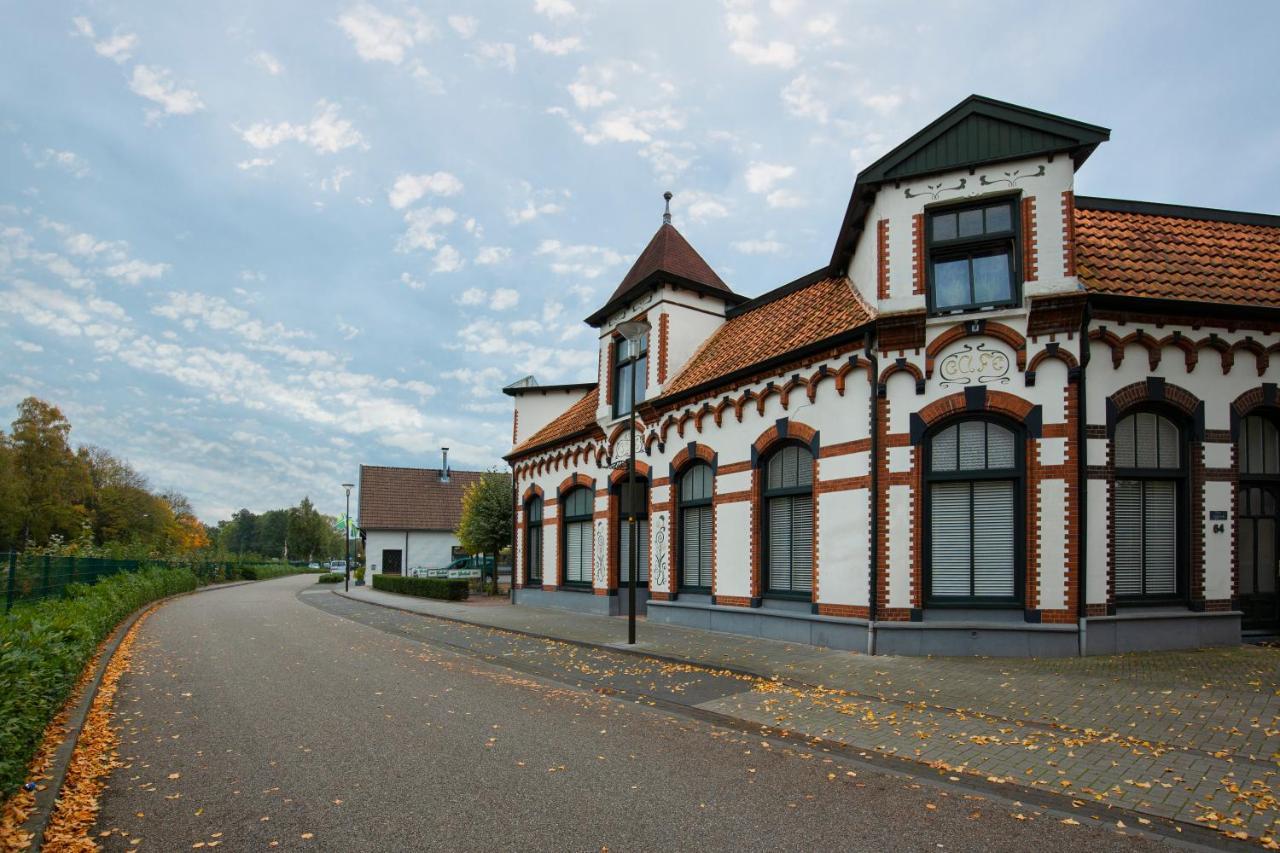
left=94, top=576, right=1176, bottom=852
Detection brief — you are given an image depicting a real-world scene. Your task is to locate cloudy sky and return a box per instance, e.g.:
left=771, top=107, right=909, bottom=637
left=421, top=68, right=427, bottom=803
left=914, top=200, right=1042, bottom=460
left=2, top=1, right=1277, bottom=521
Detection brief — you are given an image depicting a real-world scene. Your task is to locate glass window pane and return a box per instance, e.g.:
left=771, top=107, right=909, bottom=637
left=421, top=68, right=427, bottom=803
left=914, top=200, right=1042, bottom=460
left=958, top=420, right=987, bottom=470
left=1259, top=519, right=1276, bottom=593
left=931, top=425, right=958, bottom=471
left=971, top=250, right=1012, bottom=305
left=616, top=362, right=633, bottom=414
left=933, top=258, right=970, bottom=309
left=984, top=203, right=1012, bottom=233
left=1114, top=416, right=1136, bottom=468
left=795, top=447, right=813, bottom=487
left=1134, top=414, right=1158, bottom=469
left=958, top=208, right=984, bottom=238
left=1239, top=512, right=1256, bottom=595
left=1157, top=416, right=1180, bottom=469
left=932, top=212, right=957, bottom=241
left=986, top=423, right=1016, bottom=469
left=635, top=355, right=648, bottom=403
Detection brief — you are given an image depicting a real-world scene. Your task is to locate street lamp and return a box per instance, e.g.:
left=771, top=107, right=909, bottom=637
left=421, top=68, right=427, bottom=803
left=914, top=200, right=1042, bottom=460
left=342, top=482, right=354, bottom=592
left=616, top=318, right=650, bottom=645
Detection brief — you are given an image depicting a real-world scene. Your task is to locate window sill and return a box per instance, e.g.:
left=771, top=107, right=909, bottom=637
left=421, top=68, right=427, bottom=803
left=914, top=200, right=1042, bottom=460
left=924, top=302, right=1026, bottom=327
left=559, top=583, right=594, bottom=593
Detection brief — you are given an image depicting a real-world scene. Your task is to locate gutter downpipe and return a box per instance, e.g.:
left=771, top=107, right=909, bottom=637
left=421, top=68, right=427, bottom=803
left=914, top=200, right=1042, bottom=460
left=1077, top=303, right=1092, bottom=656
left=510, top=464, right=518, bottom=604
left=866, top=330, right=880, bottom=656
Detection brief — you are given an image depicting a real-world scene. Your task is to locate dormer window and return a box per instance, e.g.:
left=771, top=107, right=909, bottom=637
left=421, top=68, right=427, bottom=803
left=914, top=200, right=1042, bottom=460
left=927, top=197, right=1019, bottom=314
left=612, top=332, right=648, bottom=418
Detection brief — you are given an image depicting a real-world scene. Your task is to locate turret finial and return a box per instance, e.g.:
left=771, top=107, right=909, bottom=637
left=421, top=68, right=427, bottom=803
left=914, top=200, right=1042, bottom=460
left=662, top=191, right=672, bottom=225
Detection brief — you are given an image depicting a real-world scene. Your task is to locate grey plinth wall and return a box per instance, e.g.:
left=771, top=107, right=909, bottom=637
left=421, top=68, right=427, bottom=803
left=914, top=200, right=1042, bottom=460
left=1083, top=610, right=1241, bottom=656
left=513, top=587, right=649, bottom=616
left=646, top=598, right=869, bottom=651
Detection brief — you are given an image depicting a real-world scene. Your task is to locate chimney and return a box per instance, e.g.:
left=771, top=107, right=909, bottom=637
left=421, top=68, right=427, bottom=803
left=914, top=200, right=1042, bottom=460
left=441, top=447, right=450, bottom=483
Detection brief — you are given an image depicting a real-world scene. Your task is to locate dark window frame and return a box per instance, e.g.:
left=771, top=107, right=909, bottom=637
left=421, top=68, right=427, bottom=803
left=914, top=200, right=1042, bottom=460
left=612, top=332, right=649, bottom=419
left=760, top=442, right=815, bottom=601
left=922, top=414, right=1026, bottom=608
left=524, top=495, right=543, bottom=586
left=1110, top=406, right=1190, bottom=605
left=925, top=193, right=1022, bottom=316
left=1236, top=411, right=1280, bottom=623
left=614, top=475, right=650, bottom=588
left=677, top=462, right=714, bottom=593
left=559, top=486, right=594, bottom=590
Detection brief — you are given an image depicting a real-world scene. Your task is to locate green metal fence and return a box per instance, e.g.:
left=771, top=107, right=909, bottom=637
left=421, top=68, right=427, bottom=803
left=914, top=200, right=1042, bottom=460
left=2, top=553, right=270, bottom=612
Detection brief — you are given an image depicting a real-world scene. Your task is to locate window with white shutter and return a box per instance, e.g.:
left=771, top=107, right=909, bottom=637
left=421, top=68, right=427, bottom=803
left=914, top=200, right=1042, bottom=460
left=561, top=487, right=594, bottom=586
left=1112, top=412, right=1184, bottom=601
left=679, top=464, right=714, bottom=590
left=616, top=477, right=649, bottom=586
left=762, top=445, right=814, bottom=596
left=926, top=419, right=1021, bottom=603
left=525, top=496, right=543, bottom=584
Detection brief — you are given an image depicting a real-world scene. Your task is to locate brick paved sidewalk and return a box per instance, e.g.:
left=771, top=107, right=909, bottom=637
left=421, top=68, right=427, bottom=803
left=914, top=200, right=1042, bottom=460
left=337, top=586, right=1280, bottom=845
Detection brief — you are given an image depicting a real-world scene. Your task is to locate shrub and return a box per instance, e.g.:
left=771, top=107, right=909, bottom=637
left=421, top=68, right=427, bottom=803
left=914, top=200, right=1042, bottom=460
left=0, top=567, right=198, bottom=797
left=371, top=574, right=468, bottom=601
left=316, top=572, right=343, bottom=584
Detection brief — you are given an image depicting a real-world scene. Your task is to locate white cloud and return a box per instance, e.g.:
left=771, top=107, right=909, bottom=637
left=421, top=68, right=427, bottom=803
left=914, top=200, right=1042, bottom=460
left=725, top=10, right=797, bottom=68
left=321, top=166, right=353, bottom=193
left=130, top=65, right=205, bottom=121
left=387, top=171, right=464, bottom=209
left=14, top=340, right=42, bottom=353
left=35, top=148, right=91, bottom=178
left=252, top=51, right=285, bottom=75
left=464, top=217, right=483, bottom=238
left=782, top=74, right=828, bottom=124
left=338, top=320, right=361, bottom=340
left=336, top=3, right=433, bottom=64
left=535, top=240, right=626, bottom=279
left=236, top=157, right=276, bottom=171
left=507, top=185, right=567, bottom=224
left=568, top=80, right=616, bottom=110
left=861, top=92, right=904, bottom=114
left=400, top=272, right=426, bottom=290
left=475, top=42, right=517, bottom=71
left=744, top=161, right=795, bottom=193
left=732, top=233, right=785, bottom=254
left=456, top=287, right=486, bottom=306
left=490, top=288, right=519, bottom=310
left=105, top=258, right=160, bottom=283
left=534, top=0, right=576, bottom=19
left=530, top=33, right=581, bottom=55
left=448, top=15, right=478, bottom=38
left=238, top=100, right=366, bottom=155
left=71, top=17, right=138, bottom=63
left=475, top=246, right=512, bottom=265
left=396, top=206, right=457, bottom=253
left=432, top=244, right=464, bottom=273
left=765, top=188, right=804, bottom=208
left=678, top=191, right=731, bottom=223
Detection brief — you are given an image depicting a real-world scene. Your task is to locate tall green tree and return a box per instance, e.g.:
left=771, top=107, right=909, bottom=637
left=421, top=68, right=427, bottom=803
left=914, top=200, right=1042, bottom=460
left=9, top=398, right=91, bottom=545
left=456, top=471, right=513, bottom=590
left=290, top=497, right=329, bottom=561
left=0, top=432, right=25, bottom=550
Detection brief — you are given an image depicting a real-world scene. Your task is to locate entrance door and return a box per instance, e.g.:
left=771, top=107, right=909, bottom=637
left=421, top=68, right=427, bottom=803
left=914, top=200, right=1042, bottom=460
left=1238, top=485, right=1279, bottom=631
left=382, top=549, right=403, bottom=576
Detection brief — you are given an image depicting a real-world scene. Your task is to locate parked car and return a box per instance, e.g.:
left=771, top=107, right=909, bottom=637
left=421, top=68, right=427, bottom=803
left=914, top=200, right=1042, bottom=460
left=307, top=562, right=321, bottom=570
left=327, top=560, right=348, bottom=572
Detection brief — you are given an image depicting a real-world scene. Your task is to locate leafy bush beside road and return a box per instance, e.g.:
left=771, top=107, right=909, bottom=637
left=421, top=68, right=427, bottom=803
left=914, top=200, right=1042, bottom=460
left=316, top=572, right=343, bottom=583
left=0, top=566, right=197, bottom=797
left=372, top=574, right=469, bottom=601
left=236, top=564, right=310, bottom=582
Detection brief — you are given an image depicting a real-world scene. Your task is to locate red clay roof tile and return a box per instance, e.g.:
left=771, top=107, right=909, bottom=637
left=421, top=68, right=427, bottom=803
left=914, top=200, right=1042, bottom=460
left=358, top=465, right=484, bottom=531
left=1075, top=206, right=1280, bottom=308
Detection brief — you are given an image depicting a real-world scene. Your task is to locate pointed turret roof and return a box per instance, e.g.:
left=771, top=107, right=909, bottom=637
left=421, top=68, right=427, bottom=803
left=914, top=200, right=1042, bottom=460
left=585, top=195, right=742, bottom=326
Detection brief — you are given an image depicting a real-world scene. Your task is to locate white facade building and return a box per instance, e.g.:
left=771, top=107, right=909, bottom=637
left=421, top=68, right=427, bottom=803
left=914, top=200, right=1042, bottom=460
left=504, top=96, right=1280, bottom=656
left=357, top=463, right=480, bottom=578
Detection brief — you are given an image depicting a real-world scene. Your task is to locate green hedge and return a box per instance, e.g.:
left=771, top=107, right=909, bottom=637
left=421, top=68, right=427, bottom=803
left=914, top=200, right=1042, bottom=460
left=0, top=566, right=198, bottom=796
left=236, top=564, right=308, bottom=581
left=372, top=574, right=469, bottom=601
left=316, top=572, right=343, bottom=584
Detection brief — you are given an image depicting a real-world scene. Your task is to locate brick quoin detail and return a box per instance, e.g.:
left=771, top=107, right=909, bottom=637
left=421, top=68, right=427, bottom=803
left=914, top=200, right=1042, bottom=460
left=604, top=337, right=617, bottom=405
left=512, top=409, right=519, bottom=446
left=876, top=218, right=891, bottom=300
left=911, top=213, right=925, bottom=296
left=1061, top=190, right=1076, bottom=278
left=1021, top=196, right=1038, bottom=282
left=657, top=312, right=670, bottom=384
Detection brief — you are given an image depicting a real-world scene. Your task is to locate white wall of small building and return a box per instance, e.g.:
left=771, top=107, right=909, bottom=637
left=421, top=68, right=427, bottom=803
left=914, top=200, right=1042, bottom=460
left=364, top=529, right=460, bottom=576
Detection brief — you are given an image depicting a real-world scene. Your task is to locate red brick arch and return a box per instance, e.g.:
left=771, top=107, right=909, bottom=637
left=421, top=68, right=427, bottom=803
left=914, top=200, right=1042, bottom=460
left=1026, top=344, right=1079, bottom=373
left=671, top=442, right=716, bottom=473
left=608, top=460, right=652, bottom=484
left=522, top=483, right=545, bottom=503
left=1109, top=379, right=1200, bottom=418
left=556, top=472, right=594, bottom=495
left=925, top=321, right=1027, bottom=377
left=917, top=389, right=1037, bottom=428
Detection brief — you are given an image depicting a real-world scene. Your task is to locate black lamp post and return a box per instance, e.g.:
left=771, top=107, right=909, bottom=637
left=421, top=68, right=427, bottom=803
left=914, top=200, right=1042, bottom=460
left=342, top=482, right=354, bottom=592
left=616, top=318, right=650, bottom=645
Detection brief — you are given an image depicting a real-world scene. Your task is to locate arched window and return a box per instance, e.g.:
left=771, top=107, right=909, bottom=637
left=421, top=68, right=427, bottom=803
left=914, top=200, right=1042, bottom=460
left=1113, top=412, right=1184, bottom=600
left=617, top=476, right=649, bottom=587
left=678, top=463, right=713, bottom=591
left=762, top=445, right=813, bottom=597
left=524, top=496, right=543, bottom=585
left=926, top=419, right=1021, bottom=603
left=1237, top=414, right=1279, bottom=629
left=561, top=487, right=594, bottom=587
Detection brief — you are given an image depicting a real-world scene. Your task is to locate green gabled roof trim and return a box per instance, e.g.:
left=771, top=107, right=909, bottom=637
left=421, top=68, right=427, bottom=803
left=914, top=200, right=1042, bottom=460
left=829, top=95, right=1111, bottom=272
